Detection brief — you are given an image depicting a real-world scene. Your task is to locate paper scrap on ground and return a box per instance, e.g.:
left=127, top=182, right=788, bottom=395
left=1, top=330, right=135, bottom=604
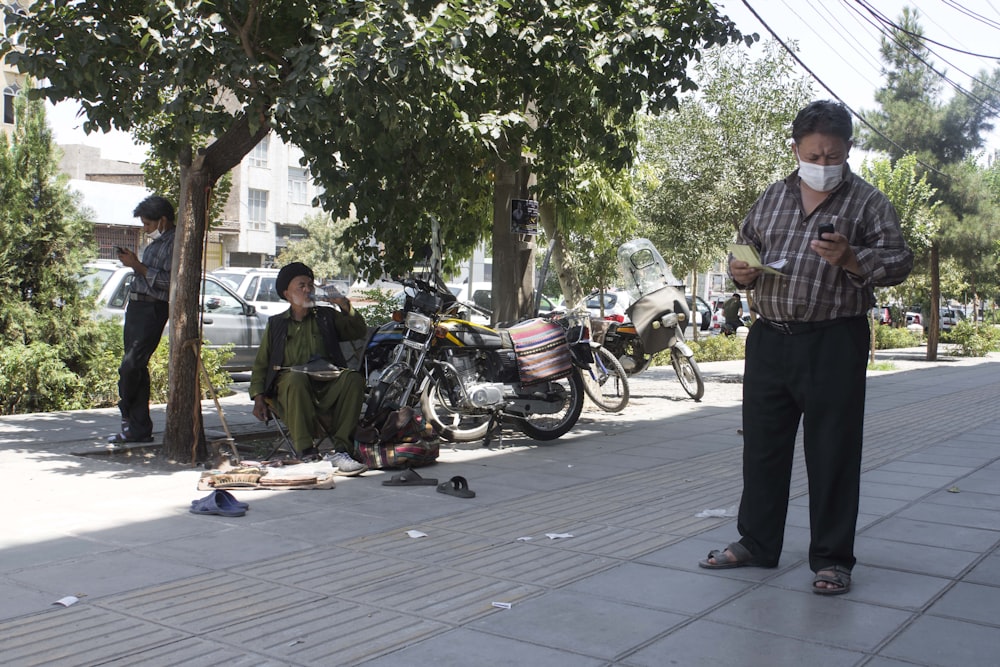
left=728, top=244, right=786, bottom=275
left=545, top=533, right=573, bottom=539
left=406, top=530, right=428, bottom=539
left=516, top=536, right=533, bottom=541
left=695, top=506, right=738, bottom=518
left=492, top=601, right=512, bottom=609
left=53, top=596, right=79, bottom=607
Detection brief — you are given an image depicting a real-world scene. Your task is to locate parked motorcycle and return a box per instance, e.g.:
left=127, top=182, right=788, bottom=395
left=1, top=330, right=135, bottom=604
left=363, top=278, right=587, bottom=442
left=601, top=320, right=653, bottom=376
left=616, top=238, right=705, bottom=401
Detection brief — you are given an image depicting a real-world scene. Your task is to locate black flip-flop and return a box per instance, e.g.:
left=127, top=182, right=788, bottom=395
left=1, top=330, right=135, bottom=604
left=437, top=475, right=475, bottom=498
left=698, top=542, right=755, bottom=569
left=382, top=468, right=438, bottom=487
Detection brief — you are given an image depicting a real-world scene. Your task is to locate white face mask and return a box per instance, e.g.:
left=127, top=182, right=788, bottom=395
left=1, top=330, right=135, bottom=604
left=797, top=160, right=844, bottom=192
left=147, top=229, right=162, bottom=241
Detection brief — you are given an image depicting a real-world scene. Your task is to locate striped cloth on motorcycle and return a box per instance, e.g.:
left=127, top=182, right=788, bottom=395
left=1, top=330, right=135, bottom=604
left=507, top=318, right=573, bottom=385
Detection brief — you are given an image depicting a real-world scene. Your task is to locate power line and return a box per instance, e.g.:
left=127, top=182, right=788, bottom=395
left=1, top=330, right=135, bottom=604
left=740, top=0, right=949, bottom=177
left=797, top=0, right=884, bottom=90
left=853, top=0, right=1000, bottom=59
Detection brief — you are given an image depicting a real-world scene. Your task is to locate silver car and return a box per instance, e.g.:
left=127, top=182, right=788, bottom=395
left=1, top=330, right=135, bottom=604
left=81, top=261, right=268, bottom=371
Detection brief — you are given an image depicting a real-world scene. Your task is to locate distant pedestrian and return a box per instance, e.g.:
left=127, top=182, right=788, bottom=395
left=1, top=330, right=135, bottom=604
left=698, top=101, right=913, bottom=595
left=722, top=292, right=744, bottom=329
left=108, top=195, right=175, bottom=444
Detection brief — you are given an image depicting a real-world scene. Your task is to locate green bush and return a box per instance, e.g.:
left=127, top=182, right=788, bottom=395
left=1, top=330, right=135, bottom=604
left=650, top=331, right=746, bottom=366
left=873, top=323, right=923, bottom=350
left=356, top=287, right=400, bottom=327
left=148, top=341, right=234, bottom=403
left=940, top=320, right=1000, bottom=357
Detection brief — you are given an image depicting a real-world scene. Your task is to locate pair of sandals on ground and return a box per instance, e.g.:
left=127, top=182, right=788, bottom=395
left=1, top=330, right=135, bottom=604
left=382, top=468, right=476, bottom=498
left=699, top=542, right=851, bottom=596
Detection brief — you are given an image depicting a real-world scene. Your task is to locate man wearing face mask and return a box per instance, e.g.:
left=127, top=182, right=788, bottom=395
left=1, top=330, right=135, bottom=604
left=698, top=101, right=913, bottom=596
left=249, top=262, right=369, bottom=474
left=109, top=195, right=176, bottom=444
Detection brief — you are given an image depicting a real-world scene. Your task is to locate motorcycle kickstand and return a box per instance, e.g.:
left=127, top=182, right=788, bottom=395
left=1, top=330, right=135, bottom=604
left=482, top=410, right=504, bottom=449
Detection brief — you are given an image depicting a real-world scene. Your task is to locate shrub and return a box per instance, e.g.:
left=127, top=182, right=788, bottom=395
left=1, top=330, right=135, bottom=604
left=356, top=287, right=400, bottom=327
left=940, top=320, right=1000, bottom=357
left=148, top=341, right=234, bottom=403
left=873, top=323, right=923, bottom=350
left=650, top=331, right=746, bottom=366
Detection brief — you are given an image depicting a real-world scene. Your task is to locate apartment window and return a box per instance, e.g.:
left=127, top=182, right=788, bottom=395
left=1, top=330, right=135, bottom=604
left=288, top=167, right=308, bottom=205
left=3, top=85, right=18, bottom=125
left=249, top=136, right=269, bottom=168
left=248, top=189, right=268, bottom=230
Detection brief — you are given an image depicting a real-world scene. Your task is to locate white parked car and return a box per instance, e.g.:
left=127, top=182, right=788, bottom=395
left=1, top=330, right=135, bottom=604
left=211, top=267, right=288, bottom=316
left=81, top=262, right=268, bottom=371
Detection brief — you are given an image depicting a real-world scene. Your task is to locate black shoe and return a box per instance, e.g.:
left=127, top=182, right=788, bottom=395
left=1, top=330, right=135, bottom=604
left=299, top=446, right=321, bottom=462
left=108, top=432, right=154, bottom=444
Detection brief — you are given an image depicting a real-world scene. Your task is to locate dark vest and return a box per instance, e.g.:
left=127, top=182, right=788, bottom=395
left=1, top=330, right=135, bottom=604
left=262, top=308, right=347, bottom=396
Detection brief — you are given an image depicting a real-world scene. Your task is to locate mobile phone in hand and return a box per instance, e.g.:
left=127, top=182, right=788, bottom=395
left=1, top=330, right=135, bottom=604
left=115, top=246, right=127, bottom=254
left=818, top=223, right=835, bottom=239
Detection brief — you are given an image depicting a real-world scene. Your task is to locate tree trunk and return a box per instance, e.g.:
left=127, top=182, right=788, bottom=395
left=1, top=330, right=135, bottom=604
left=927, top=241, right=940, bottom=361
left=164, top=149, right=211, bottom=463
left=161, top=117, right=270, bottom=463
left=690, top=271, right=700, bottom=342
left=491, top=156, right=535, bottom=325
left=538, top=200, right=584, bottom=309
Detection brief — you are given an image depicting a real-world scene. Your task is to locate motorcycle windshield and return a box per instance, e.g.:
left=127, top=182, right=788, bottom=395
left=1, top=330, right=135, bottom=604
left=617, top=238, right=683, bottom=302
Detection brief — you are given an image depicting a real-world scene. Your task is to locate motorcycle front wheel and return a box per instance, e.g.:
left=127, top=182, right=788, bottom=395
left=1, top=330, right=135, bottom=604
left=420, top=371, right=494, bottom=442
left=363, top=363, right=414, bottom=421
left=671, top=348, right=705, bottom=401
left=511, top=371, right=585, bottom=441
left=580, top=344, right=630, bottom=413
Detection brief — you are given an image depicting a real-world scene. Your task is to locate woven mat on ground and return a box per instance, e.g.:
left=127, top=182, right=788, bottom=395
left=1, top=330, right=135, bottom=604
left=198, top=464, right=336, bottom=491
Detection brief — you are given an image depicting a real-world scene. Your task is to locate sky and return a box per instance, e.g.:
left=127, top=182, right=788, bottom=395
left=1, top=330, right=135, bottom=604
left=718, top=0, right=1000, bottom=163
left=47, top=1, right=1000, bottom=165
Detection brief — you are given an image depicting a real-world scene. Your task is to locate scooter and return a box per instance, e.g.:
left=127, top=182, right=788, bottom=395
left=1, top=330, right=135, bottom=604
left=616, top=238, right=705, bottom=400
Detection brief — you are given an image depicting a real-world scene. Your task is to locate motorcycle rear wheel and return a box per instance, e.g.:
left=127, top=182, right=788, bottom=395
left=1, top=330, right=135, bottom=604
left=580, top=344, right=630, bottom=413
left=671, top=348, right=705, bottom=401
left=512, top=371, right=585, bottom=441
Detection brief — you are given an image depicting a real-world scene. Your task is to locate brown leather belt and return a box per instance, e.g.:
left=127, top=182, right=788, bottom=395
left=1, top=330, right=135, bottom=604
left=130, top=292, right=166, bottom=303
left=758, top=316, right=863, bottom=335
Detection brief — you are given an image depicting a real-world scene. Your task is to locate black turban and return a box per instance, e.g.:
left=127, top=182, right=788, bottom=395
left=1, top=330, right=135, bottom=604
left=275, top=262, right=314, bottom=300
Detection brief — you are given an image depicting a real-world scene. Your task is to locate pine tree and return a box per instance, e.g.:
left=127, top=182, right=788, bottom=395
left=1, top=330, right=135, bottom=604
left=0, top=92, right=116, bottom=413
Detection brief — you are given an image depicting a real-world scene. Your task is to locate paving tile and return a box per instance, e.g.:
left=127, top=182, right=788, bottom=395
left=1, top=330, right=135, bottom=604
left=0, top=578, right=68, bottom=621
left=859, top=517, right=999, bottom=552
left=469, top=590, right=688, bottom=660
left=876, top=461, right=976, bottom=477
left=895, top=502, right=1000, bottom=531
left=922, top=489, right=1000, bottom=511
left=636, top=537, right=801, bottom=581
left=564, top=562, right=749, bottom=615
left=855, top=536, right=981, bottom=578
left=446, top=540, right=620, bottom=586
left=134, top=524, right=319, bottom=567
left=963, top=553, right=1000, bottom=585
left=361, top=627, right=606, bottom=667
left=210, top=598, right=450, bottom=665
left=926, top=581, right=1000, bottom=625
left=861, top=482, right=934, bottom=502
left=861, top=469, right=962, bottom=489
left=8, top=550, right=208, bottom=598
left=97, top=637, right=286, bottom=666
left=0, top=604, right=188, bottom=665
left=624, top=619, right=864, bottom=667
left=879, top=615, right=1000, bottom=666
left=100, top=572, right=326, bottom=633
left=705, top=586, right=913, bottom=651
left=0, top=535, right=119, bottom=575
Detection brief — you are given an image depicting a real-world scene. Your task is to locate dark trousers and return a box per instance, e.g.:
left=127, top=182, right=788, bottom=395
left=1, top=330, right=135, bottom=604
left=118, top=299, right=169, bottom=438
left=738, top=316, right=869, bottom=572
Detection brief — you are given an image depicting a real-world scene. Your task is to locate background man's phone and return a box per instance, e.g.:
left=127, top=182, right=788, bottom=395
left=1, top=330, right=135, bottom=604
left=818, top=223, right=835, bottom=239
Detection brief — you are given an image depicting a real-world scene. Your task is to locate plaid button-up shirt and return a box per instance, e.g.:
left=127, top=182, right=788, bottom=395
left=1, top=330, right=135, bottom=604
left=133, top=228, right=174, bottom=302
left=735, top=167, right=913, bottom=323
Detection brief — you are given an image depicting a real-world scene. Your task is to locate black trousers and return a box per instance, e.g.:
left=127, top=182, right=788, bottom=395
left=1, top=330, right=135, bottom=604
left=738, top=316, right=869, bottom=572
left=118, top=299, right=169, bottom=438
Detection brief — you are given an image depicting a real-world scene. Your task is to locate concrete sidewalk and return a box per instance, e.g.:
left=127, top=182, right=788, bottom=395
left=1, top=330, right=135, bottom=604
left=1, top=350, right=999, bottom=666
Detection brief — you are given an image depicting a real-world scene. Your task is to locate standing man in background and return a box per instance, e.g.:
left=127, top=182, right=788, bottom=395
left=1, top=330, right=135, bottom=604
left=108, top=195, right=175, bottom=444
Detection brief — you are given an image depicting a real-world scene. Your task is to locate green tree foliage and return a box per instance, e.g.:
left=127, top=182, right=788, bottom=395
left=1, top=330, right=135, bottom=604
left=635, top=40, right=813, bottom=278
left=1, top=0, right=744, bottom=455
left=276, top=212, right=355, bottom=281
left=0, top=94, right=118, bottom=413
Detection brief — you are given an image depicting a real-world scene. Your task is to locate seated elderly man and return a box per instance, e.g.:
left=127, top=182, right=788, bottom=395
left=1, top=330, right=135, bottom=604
left=249, top=262, right=368, bottom=475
